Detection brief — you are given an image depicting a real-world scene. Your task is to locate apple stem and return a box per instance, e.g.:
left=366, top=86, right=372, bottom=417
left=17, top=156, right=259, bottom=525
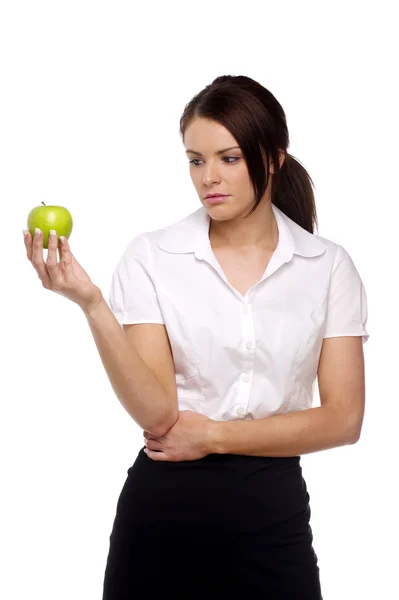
left=41, top=201, right=46, bottom=206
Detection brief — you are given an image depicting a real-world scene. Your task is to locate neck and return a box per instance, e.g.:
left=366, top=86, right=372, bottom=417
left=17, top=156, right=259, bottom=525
left=208, top=201, right=278, bottom=252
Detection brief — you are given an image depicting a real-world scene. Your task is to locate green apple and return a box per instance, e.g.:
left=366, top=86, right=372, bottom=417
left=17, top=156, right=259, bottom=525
left=27, top=202, right=73, bottom=249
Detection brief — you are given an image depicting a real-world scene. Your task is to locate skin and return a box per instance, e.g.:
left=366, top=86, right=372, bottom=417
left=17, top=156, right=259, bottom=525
left=186, top=117, right=285, bottom=252
left=22, top=229, right=102, bottom=311
left=143, top=124, right=364, bottom=461
left=144, top=118, right=286, bottom=462
left=22, top=118, right=288, bottom=463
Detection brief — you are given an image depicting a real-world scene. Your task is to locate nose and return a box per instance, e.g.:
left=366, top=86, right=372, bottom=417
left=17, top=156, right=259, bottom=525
left=202, top=160, right=221, bottom=185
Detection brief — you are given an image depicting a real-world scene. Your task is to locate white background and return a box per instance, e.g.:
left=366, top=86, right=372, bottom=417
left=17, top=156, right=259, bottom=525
left=1, top=1, right=397, bottom=598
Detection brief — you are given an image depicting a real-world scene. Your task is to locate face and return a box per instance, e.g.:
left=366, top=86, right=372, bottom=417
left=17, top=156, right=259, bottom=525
left=184, top=118, right=282, bottom=219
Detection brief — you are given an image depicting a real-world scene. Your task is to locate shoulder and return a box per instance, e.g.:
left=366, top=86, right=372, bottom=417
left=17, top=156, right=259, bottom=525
left=121, top=224, right=171, bottom=259
left=275, top=205, right=341, bottom=264
left=312, top=232, right=342, bottom=262
left=289, top=217, right=363, bottom=285
left=312, top=232, right=359, bottom=273
left=303, top=221, right=357, bottom=270
left=144, top=208, right=203, bottom=255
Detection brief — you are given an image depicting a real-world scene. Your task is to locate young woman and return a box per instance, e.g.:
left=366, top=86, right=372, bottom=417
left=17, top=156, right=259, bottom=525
left=24, top=75, right=368, bottom=599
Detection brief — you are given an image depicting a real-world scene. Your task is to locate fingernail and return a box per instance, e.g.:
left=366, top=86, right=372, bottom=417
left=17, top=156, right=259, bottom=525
left=35, top=227, right=41, bottom=238
left=22, top=229, right=28, bottom=237
left=50, top=229, right=57, bottom=238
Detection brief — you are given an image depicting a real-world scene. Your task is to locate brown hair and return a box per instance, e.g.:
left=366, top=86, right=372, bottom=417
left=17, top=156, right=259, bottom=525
left=179, top=74, right=318, bottom=234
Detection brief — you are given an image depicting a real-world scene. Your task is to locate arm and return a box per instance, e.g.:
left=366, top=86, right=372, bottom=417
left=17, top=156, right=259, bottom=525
left=208, top=406, right=353, bottom=457
left=208, top=336, right=365, bottom=457
left=83, top=295, right=179, bottom=437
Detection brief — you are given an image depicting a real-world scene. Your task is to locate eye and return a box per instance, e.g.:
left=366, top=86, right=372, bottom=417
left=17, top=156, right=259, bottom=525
left=189, top=156, right=240, bottom=166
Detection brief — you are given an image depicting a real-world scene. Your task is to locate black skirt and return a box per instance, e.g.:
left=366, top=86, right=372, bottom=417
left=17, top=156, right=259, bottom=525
left=102, top=447, right=323, bottom=599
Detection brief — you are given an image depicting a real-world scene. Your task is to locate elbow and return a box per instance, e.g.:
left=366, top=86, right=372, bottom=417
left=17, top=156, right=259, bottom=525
left=346, top=420, right=362, bottom=444
left=348, top=428, right=361, bottom=444
left=327, top=407, right=362, bottom=445
left=150, top=408, right=179, bottom=438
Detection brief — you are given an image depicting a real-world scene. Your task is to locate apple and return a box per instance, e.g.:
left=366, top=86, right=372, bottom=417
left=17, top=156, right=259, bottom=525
left=27, top=202, right=73, bottom=249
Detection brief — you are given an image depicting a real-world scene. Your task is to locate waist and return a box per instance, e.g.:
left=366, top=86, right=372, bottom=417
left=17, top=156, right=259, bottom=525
left=137, top=446, right=301, bottom=470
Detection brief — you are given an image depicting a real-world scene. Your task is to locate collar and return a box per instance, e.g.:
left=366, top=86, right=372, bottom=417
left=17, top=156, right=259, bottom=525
left=157, top=203, right=326, bottom=262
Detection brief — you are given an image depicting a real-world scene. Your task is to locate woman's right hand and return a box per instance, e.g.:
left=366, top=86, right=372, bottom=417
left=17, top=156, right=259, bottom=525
left=23, top=227, right=103, bottom=313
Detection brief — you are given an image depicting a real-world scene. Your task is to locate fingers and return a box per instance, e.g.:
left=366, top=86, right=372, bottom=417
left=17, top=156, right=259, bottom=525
left=24, top=227, right=75, bottom=292
left=46, top=230, right=61, bottom=286
left=145, top=438, right=164, bottom=451
left=46, top=230, right=58, bottom=267
left=58, top=235, right=74, bottom=277
left=27, top=228, right=52, bottom=289
left=23, top=229, right=32, bottom=261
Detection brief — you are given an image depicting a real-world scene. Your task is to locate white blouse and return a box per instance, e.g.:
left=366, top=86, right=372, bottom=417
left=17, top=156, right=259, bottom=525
left=109, top=203, right=369, bottom=421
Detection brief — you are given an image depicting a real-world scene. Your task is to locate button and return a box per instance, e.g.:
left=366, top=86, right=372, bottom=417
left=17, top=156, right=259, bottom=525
left=242, top=373, right=250, bottom=382
left=242, top=305, right=249, bottom=315
left=236, top=406, right=246, bottom=416
left=246, top=342, right=253, bottom=350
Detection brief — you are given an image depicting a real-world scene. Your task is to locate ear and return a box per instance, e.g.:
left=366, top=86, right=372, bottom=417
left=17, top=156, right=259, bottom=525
left=269, top=150, right=286, bottom=174
left=279, top=149, right=286, bottom=169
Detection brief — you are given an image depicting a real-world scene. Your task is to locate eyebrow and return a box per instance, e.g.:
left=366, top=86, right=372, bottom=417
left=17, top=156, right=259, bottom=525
left=185, top=146, right=240, bottom=156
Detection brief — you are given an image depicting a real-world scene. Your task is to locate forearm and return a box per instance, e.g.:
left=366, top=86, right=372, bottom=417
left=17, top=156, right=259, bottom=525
left=82, top=295, right=178, bottom=436
left=208, top=406, right=358, bottom=457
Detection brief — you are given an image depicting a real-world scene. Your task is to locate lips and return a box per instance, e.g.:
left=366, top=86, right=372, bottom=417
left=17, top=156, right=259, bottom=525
left=206, top=194, right=228, bottom=198
left=206, top=195, right=228, bottom=205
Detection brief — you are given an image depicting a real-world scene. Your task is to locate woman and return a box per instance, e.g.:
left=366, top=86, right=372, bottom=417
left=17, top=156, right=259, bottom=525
left=23, top=75, right=369, bottom=599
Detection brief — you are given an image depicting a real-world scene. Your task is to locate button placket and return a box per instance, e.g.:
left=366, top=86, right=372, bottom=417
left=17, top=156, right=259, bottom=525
left=237, top=300, right=255, bottom=419
left=241, top=303, right=255, bottom=354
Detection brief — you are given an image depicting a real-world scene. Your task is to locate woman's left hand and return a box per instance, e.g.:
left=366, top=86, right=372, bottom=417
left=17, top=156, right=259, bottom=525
left=143, top=410, right=215, bottom=462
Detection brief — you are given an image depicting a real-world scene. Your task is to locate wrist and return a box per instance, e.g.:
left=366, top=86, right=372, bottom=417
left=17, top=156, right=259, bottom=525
left=82, top=291, right=105, bottom=319
left=206, top=420, right=225, bottom=454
